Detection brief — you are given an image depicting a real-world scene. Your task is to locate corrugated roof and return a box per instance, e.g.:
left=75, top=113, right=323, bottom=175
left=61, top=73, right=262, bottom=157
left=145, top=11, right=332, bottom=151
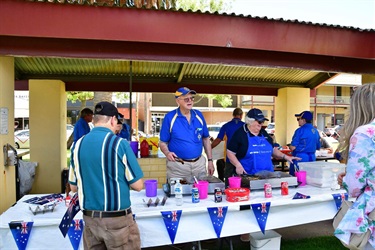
left=31, top=0, right=374, bottom=32
left=14, top=56, right=325, bottom=89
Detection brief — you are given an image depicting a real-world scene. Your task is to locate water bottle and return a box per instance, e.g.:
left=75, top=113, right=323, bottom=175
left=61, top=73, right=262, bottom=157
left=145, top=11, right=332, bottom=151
left=174, top=179, right=183, bottom=206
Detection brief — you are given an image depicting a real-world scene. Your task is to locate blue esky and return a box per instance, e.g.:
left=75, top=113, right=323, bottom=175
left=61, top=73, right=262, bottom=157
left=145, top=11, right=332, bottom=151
left=231, top=0, right=375, bottom=29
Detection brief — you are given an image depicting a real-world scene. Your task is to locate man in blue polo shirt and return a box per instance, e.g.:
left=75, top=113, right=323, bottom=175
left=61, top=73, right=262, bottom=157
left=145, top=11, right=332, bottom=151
left=159, top=87, right=214, bottom=182
left=69, top=101, right=144, bottom=249
left=289, top=110, right=321, bottom=176
left=73, top=107, right=93, bottom=143
left=211, top=107, right=245, bottom=181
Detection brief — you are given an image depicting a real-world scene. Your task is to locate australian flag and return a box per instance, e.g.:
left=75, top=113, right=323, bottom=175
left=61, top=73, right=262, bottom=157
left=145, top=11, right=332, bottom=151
left=8, top=221, right=34, bottom=250
left=251, top=202, right=271, bottom=234
left=161, top=210, right=182, bottom=244
left=68, top=219, right=84, bottom=250
left=59, top=193, right=81, bottom=237
left=292, top=192, right=311, bottom=200
left=332, top=193, right=348, bottom=210
left=207, top=206, right=228, bottom=238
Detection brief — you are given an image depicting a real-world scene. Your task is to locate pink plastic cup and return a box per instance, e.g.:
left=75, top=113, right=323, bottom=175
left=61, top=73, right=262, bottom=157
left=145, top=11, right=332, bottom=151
left=145, top=179, right=158, bottom=197
left=194, top=181, right=209, bottom=199
left=228, top=176, right=241, bottom=188
left=296, top=170, right=307, bottom=186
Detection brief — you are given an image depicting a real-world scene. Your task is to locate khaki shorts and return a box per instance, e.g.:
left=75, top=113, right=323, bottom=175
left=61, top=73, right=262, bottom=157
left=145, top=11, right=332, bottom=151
left=166, top=156, right=207, bottom=182
left=83, top=213, right=140, bottom=250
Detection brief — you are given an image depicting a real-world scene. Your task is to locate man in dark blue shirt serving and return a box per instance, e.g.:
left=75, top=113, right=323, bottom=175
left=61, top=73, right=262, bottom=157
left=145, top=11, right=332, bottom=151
left=159, top=87, right=214, bottom=182
left=289, top=111, right=321, bottom=175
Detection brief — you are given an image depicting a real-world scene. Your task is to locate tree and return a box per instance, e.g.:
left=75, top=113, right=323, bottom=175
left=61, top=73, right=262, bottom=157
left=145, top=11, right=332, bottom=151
left=196, top=94, right=233, bottom=108
left=66, top=92, right=94, bottom=110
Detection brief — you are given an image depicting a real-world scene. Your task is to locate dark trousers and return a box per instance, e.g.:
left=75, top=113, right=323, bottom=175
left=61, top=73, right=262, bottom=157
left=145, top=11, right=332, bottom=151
left=224, top=161, right=236, bottom=188
left=216, top=159, right=226, bottom=182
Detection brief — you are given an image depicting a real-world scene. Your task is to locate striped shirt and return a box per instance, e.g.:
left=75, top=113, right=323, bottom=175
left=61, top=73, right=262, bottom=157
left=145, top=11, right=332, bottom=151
left=69, top=127, right=143, bottom=211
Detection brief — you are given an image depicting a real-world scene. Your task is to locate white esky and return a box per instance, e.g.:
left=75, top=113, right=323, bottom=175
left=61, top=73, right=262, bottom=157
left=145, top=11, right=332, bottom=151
left=231, top=0, right=375, bottom=29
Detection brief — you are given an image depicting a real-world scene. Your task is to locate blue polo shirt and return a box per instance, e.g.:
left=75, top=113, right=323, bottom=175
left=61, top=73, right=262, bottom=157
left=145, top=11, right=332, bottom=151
left=291, top=123, right=321, bottom=154
left=217, top=118, right=245, bottom=143
left=69, top=127, right=144, bottom=211
left=160, top=108, right=209, bottom=159
left=73, top=117, right=91, bottom=142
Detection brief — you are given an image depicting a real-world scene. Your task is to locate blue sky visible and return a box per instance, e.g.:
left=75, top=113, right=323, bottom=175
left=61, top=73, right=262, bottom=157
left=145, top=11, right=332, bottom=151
left=230, top=0, right=375, bottom=29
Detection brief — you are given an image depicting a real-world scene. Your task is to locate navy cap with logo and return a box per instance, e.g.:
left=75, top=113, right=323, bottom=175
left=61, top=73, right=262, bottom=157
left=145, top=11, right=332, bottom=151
left=94, top=101, right=120, bottom=118
left=246, top=108, right=269, bottom=121
left=295, top=111, right=313, bottom=121
left=175, top=87, right=197, bottom=98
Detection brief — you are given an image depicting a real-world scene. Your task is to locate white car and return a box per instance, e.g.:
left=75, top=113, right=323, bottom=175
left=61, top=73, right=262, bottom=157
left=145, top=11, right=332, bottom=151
left=15, top=125, right=75, bottom=149
left=265, top=123, right=275, bottom=134
left=207, top=124, right=221, bottom=139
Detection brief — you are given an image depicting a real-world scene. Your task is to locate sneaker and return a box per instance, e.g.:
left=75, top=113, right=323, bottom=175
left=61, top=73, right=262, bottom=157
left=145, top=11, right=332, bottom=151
left=240, top=233, right=250, bottom=242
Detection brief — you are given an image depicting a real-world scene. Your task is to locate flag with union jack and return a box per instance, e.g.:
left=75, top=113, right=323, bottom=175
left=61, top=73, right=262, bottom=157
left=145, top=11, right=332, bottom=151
left=8, top=221, right=34, bottom=250
left=207, top=206, right=228, bottom=238
left=59, top=193, right=81, bottom=237
left=292, top=192, right=311, bottom=200
left=332, top=193, right=348, bottom=210
left=68, top=219, right=84, bottom=250
left=251, top=202, right=271, bottom=234
left=160, top=210, right=182, bottom=244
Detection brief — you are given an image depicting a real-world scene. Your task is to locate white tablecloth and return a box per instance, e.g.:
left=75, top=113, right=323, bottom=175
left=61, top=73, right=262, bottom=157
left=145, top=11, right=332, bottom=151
left=0, top=186, right=346, bottom=249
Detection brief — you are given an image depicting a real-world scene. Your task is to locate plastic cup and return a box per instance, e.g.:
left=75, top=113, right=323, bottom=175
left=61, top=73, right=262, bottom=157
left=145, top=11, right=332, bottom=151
left=296, top=170, right=307, bottom=186
left=194, top=181, right=209, bottom=199
left=228, top=176, right=241, bottom=188
left=145, top=179, right=158, bottom=197
left=130, top=141, right=138, bottom=157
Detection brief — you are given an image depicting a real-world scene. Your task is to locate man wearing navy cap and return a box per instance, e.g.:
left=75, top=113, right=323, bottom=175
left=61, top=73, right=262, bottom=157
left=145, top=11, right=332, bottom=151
left=289, top=111, right=321, bottom=175
left=69, top=101, right=144, bottom=249
left=159, top=87, right=214, bottom=182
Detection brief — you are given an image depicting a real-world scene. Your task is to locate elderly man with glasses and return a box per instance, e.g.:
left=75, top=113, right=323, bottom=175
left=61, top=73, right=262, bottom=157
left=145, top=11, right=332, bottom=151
left=159, top=87, right=214, bottom=183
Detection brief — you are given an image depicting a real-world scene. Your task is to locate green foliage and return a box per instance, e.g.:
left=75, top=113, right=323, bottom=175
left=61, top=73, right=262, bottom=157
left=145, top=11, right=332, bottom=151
left=114, top=92, right=130, bottom=103
left=176, top=0, right=232, bottom=13
left=199, top=94, right=233, bottom=108
left=66, top=92, right=94, bottom=103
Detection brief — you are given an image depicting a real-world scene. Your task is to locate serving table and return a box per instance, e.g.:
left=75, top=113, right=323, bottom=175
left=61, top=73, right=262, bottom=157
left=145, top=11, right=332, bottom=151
left=0, top=186, right=346, bottom=249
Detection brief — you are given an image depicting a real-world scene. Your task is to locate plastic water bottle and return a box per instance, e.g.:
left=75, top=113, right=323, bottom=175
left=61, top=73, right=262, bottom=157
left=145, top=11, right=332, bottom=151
left=174, top=179, right=183, bottom=206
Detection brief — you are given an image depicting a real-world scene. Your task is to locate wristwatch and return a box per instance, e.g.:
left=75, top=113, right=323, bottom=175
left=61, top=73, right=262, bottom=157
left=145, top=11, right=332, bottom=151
left=208, top=158, right=213, bottom=162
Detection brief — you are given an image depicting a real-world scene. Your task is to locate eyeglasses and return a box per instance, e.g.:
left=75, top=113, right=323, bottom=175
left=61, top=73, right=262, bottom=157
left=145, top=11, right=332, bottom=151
left=256, top=120, right=264, bottom=125
left=179, top=96, right=195, bottom=103
left=297, top=118, right=301, bottom=121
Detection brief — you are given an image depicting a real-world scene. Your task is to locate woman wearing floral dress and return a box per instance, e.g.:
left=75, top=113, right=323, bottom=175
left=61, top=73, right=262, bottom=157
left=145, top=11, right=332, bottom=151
left=335, top=83, right=375, bottom=249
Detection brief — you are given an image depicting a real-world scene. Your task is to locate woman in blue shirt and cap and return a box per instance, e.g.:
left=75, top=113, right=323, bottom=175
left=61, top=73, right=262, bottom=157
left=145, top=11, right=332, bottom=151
left=289, top=111, right=321, bottom=175
left=226, top=108, right=298, bottom=182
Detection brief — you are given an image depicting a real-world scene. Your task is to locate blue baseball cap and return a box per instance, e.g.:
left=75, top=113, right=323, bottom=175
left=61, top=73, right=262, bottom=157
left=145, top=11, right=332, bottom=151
left=295, top=111, right=313, bottom=121
left=175, top=87, right=196, bottom=98
left=246, top=108, right=269, bottom=121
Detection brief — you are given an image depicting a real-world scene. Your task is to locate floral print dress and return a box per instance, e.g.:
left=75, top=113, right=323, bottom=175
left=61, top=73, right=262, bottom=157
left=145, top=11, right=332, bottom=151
left=334, top=120, right=375, bottom=248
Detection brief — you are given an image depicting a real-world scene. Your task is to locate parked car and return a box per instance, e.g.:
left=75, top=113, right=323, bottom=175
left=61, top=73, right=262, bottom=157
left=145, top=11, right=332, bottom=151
left=207, top=124, right=221, bottom=139
left=15, top=125, right=75, bottom=149
left=265, top=123, right=275, bottom=134
left=14, top=129, right=30, bottom=149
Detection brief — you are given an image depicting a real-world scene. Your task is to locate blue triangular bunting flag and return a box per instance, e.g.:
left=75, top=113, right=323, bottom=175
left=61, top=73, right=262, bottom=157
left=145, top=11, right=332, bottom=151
left=292, top=192, right=311, bottom=199
left=68, top=219, right=84, bottom=250
left=251, top=202, right=271, bottom=234
left=207, top=206, right=228, bottom=238
left=332, top=193, right=348, bottom=210
left=161, top=210, right=182, bottom=244
left=8, top=221, right=34, bottom=250
left=59, top=193, right=81, bottom=237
